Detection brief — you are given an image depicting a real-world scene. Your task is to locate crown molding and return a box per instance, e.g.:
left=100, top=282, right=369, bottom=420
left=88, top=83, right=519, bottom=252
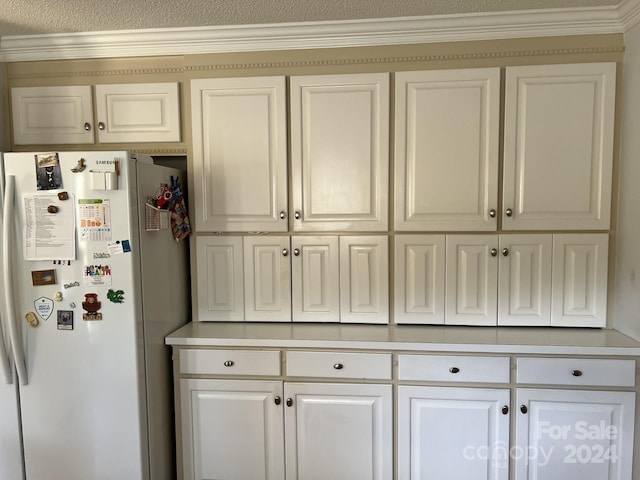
left=0, top=3, right=638, bottom=62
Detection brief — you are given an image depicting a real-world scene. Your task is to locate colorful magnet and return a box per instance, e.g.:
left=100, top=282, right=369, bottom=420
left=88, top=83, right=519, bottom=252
left=25, top=312, right=39, bottom=328
left=84, top=265, right=112, bottom=286
left=34, top=297, right=54, bottom=321
left=107, top=289, right=125, bottom=304
left=35, top=153, right=63, bottom=190
left=82, top=293, right=102, bottom=321
left=31, top=269, right=56, bottom=286
left=57, top=310, right=73, bottom=330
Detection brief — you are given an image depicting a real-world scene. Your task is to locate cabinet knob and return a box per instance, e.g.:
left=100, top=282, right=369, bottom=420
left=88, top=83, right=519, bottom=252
left=294, top=211, right=301, bottom=220
left=274, top=396, right=281, bottom=406
left=502, top=248, right=509, bottom=256
left=98, top=121, right=106, bottom=131
left=449, top=367, right=460, bottom=374
left=83, top=122, right=91, bottom=131
left=286, top=398, right=293, bottom=407
left=293, top=248, right=300, bottom=256
left=333, top=363, right=344, bottom=370
left=505, top=208, right=513, bottom=217
left=279, top=211, right=287, bottom=220
left=489, top=209, right=497, bottom=218
left=520, top=405, right=528, bottom=414
left=223, top=360, right=234, bottom=367
left=502, top=405, right=509, bottom=415
left=490, top=248, right=498, bottom=257
left=282, top=248, right=289, bottom=257
left=571, top=369, right=583, bottom=377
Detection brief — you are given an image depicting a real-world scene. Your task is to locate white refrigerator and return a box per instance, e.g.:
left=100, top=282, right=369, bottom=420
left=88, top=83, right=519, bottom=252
left=0, top=151, right=190, bottom=480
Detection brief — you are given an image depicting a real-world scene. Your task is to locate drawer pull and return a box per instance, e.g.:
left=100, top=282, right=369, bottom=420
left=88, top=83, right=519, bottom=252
left=520, top=405, right=528, bottom=414
left=333, top=363, right=344, bottom=370
left=223, top=360, right=234, bottom=367
left=449, top=367, right=460, bottom=374
left=571, top=369, right=583, bottom=377
left=502, top=405, right=509, bottom=415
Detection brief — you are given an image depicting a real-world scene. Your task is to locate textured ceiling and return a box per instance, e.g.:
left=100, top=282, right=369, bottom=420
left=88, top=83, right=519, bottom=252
left=0, top=0, right=621, bottom=37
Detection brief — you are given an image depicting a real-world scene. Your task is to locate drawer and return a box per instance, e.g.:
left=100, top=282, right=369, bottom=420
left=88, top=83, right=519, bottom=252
left=398, top=354, right=511, bottom=383
left=179, top=349, right=281, bottom=376
left=517, top=357, right=636, bottom=387
left=286, top=351, right=392, bottom=380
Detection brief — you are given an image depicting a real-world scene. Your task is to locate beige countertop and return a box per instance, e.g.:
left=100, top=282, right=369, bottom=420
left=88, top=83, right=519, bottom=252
left=166, top=322, right=640, bottom=356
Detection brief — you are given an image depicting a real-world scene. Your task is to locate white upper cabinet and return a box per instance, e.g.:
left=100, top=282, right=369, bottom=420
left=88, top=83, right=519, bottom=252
left=503, top=62, right=616, bottom=230
left=11, top=85, right=94, bottom=144
left=191, top=76, right=288, bottom=232
left=290, top=73, right=389, bottom=231
left=94, top=82, right=180, bottom=143
left=11, top=83, right=181, bottom=145
left=394, top=68, right=500, bottom=231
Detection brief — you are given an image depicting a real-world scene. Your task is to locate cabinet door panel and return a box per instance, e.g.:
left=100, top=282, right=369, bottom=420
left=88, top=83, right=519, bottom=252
left=395, top=68, right=500, bottom=231
left=290, top=73, right=389, bottom=231
left=516, top=388, right=635, bottom=480
left=285, top=382, right=392, bottom=480
left=180, top=379, right=284, bottom=480
left=394, top=235, right=446, bottom=324
left=503, top=63, right=615, bottom=230
left=244, top=236, right=291, bottom=322
left=95, top=82, right=180, bottom=143
left=192, top=77, right=288, bottom=232
left=292, top=236, right=339, bottom=322
left=446, top=235, right=498, bottom=326
left=11, top=85, right=94, bottom=144
left=552, top=234, right=608, bottom=327
left=195, top=236, right=244, bottom=321
left=498, top=234, right=552, bottom=327
left=398, top=386, right=509, bottom=480
left=340, top=236, right=389, bottom=324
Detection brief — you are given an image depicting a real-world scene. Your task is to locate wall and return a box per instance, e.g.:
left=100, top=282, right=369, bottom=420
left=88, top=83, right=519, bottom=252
left=614, top=25, right=640, bottom=340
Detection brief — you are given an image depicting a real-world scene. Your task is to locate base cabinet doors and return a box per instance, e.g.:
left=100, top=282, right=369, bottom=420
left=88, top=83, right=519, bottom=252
left=515, top=389, right=635, bottom=480
left=398, top=386, right=510, bottom=480
left=179, top=379, right=285, bottom=480
left=284, top=382, right=393, bottom=480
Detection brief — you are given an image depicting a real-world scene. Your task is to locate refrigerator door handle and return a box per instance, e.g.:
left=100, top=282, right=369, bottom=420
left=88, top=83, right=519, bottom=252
left=2, top=176, right=28, bottom=385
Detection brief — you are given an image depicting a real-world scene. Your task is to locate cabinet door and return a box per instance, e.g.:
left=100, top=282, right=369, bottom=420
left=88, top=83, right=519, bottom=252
left=551, top=233, right=609, bottom=327
left=291, top=236, right=340, bottom=322
left=498, top=234, right=552, bottom=327
left=191, top=77, right=288, bottom=232
left=340, top=235, right=389, bottom=324
left=503, top=63, right=616, bottom=230
left=394, top=234, right=446, bottom=325
left=446, top=235, right=498, bottom=326
left=244, top=236, right=291, bottom=322
left=11, top=85, right=94, bottom=144
left=180, top=379, right=284, bottom=480
left=194, top=236, right=244, bottom=321
left=395, top=68, right=500, bottom=231
left=95, top=82, right=180, bottom=143
left=398, top=386, right=510, bottom=480
left=290, top=73, right=389, bottom=231
left=515, top=388, right=635, bottom=480
left=284, top=382, right=392, bottom=480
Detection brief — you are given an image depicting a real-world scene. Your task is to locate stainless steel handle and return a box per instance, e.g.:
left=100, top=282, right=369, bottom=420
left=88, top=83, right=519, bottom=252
left=294, top=211, right=301, bottom=220
left=520, top=405, right=528, bottom=414
left=505, top=208, right=513, bottom=217
left=282, top=248, right=288, bottom=257
left=333, top=363, right=344, bottom=370
left=449, top=367, right=460, bottom=374
left=489, top=209, right=496, bottom=218
left=83, top=122, right=91, bottom=131
left=98, top=122, right=106, bottom=131
left=490, top=248, right=498, bottom=257
left=571, top=369, right=583, bottom=377
left=502, top=248, right=509, bottom=256
left=502, top=405, right=509, bottom=415
left=293, top=248, right=300, bottom=256
left=223, top=360, right=234, bottom=367
left=279, top=211, right=286, bottom=220
left=3, top=176, right=28, bottom=385
left=286, top=398, right=293, bottom=407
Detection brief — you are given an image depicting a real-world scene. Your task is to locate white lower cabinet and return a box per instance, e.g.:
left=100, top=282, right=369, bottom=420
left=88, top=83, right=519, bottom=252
left=398, top=386, right=510, bottom=480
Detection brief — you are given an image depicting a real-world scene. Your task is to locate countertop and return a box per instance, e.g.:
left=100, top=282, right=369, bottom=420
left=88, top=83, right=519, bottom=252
left=165, top=322, right=640, bottom=356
